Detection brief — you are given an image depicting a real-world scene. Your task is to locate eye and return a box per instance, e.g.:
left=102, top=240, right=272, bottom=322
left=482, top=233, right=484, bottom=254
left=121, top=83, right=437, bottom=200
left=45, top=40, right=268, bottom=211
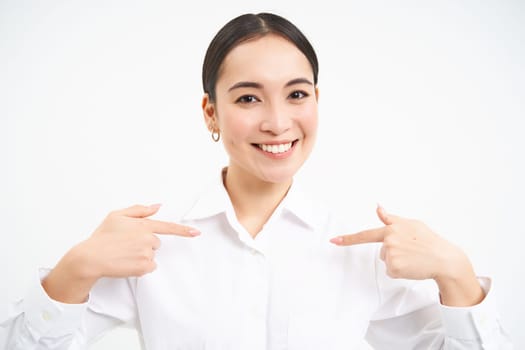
left=288, top=90, right=309, bottom=100
left=236, top=95, right=260, bottom=104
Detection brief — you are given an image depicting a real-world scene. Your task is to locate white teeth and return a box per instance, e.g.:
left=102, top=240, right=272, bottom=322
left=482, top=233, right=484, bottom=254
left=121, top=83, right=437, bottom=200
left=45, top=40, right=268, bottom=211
left=258, top=142, right=292, bottom=154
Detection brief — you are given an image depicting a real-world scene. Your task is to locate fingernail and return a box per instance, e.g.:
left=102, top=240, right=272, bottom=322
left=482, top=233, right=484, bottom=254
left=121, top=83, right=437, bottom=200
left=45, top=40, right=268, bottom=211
left=187, top=229, right=201, bottom=236
left=149, top=203, right=162, bottom=210
left=330, top=236, right=343, bottom=245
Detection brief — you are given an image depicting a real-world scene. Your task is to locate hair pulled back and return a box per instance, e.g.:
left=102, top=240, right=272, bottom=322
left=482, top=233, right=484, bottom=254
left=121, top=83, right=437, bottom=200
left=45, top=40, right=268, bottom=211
left=202, top=13, right=319, bottom=102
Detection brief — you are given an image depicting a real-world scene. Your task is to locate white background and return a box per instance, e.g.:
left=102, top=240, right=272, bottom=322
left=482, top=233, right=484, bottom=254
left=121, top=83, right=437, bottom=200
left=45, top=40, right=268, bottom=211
left=1, top=0, right=523, bottom=348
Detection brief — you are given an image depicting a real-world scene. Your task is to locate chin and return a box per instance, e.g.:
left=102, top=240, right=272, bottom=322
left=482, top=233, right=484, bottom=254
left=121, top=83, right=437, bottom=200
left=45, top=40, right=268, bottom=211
left=262, top=175, right=293, bottom=185
left=258, top=165, right=301, bottom=185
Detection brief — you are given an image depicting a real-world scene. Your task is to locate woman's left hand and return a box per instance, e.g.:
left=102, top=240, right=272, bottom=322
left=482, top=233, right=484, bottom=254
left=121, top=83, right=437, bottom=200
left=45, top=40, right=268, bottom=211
left=330, top=206, right=485, bottom=306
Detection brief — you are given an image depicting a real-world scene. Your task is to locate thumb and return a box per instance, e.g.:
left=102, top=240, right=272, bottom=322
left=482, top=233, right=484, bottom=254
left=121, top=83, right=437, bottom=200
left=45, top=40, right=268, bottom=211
left=376, top=204, right=402, bottom=225
left=118, top=203, right=162, bottom=218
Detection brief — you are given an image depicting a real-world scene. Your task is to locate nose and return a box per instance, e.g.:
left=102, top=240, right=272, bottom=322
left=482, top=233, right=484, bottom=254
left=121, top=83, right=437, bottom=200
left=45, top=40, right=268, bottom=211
left=260, top=102, right=292, bottom=135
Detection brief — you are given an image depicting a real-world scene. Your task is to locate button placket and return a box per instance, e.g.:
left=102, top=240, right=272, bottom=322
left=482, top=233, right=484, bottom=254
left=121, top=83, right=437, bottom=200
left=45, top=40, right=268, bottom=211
left=240, top=247, right=269, bottom=350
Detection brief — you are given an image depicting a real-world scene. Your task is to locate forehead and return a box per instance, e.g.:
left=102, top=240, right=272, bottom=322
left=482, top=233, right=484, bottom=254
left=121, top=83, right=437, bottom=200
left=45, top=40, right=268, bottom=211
left=217, top=34, right=313, bottom=87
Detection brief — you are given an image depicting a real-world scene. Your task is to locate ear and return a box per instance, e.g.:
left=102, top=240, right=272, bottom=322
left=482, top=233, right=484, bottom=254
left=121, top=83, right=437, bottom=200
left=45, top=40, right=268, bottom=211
left=315, top=87, right=320, bottom=101
left=202, top=93, right=216, bottom=131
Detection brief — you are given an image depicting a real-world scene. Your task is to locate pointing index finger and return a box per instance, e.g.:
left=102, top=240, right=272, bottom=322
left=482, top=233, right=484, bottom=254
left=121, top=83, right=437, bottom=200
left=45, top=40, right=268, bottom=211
left=145, top=219, right=201, bottom=237
left=330, top=227, right=386, bottom=246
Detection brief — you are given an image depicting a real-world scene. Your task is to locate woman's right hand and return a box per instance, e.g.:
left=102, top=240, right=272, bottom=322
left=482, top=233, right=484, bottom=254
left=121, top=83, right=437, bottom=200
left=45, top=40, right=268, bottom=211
left=42, top=204, right=200, bottom=303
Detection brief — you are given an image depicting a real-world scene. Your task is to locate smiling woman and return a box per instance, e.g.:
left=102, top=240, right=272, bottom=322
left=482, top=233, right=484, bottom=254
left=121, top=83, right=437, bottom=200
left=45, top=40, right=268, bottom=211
left=1, top=12, right=514, bottom=350
left=206, top=34, right=318, bottom=185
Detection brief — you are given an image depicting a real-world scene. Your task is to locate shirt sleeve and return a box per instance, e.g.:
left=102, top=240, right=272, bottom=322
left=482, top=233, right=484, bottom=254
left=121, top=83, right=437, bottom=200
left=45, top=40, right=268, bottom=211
left=438, top=277, right=513, bottom=349
left=1, top=268, right=137, bottom=350
left=366, top=253, right=513, bottom=350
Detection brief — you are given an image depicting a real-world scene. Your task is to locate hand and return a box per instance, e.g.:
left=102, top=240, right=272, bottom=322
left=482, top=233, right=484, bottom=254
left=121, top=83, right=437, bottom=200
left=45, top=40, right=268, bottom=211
left=329, top=205, right=485, bottom=306
left=42, top=204, right=200, bottom=303
left=78, top=203, right=200, bottom=279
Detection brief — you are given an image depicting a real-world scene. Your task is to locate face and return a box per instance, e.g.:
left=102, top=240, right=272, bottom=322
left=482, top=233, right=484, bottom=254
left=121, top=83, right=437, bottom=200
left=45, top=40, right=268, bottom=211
left=203, top=34, right=318, bottom=185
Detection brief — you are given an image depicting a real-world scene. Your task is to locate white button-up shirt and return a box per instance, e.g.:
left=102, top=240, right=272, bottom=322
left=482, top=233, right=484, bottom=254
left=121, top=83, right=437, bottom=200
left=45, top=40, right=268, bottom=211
left=2, top=172, right=512, bottom=349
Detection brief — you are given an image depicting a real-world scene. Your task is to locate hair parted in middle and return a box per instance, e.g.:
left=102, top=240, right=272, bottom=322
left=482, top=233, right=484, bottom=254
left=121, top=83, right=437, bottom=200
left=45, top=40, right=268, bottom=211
left=201, top=13, right=319, bottom=103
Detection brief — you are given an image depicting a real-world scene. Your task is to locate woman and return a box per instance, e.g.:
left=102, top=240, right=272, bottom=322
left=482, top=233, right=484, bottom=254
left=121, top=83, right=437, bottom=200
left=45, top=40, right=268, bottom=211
left=2, top=12, right=512, bottom=349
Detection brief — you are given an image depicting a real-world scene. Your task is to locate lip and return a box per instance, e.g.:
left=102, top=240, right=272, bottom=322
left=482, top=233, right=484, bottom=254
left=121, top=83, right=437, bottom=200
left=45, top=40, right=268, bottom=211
left=252, top=139, right=298, bottom=159
left=255, top=139, right=295, bottom=145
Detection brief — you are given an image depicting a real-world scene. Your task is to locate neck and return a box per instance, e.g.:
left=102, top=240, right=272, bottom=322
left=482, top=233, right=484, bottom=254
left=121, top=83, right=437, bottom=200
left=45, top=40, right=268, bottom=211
left=223, top=165, right=292, bottom=237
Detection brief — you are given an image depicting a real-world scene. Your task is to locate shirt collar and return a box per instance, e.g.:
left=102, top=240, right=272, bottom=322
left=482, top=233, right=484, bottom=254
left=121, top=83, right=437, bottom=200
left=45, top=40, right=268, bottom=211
left=180, top=168, right=233, bottom=221
left=181, top=168, right=322, bottom=231
left=280, top=178, right=324, bottom=231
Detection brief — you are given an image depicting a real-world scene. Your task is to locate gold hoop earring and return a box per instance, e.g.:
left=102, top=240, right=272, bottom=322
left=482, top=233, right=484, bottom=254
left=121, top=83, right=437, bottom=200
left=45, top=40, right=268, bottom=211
left=211, top=129, right=220, bottom=142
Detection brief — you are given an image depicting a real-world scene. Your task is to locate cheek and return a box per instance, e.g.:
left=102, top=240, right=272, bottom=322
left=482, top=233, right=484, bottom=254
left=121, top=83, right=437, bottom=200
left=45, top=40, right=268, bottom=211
left=219, top=111, right=252, bottom=142
left=308, top=112, right=319, bottom=130
left=299, top=106, right=319, bottom=135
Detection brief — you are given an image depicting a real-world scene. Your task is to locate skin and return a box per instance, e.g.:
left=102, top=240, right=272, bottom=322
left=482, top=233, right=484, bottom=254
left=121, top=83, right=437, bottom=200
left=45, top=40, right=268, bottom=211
left=330, top=206, right=485, bottom=306
left=44, top=33, right=484, bottom=308
left=42, top=205, right=200, bottom=303
left=202, top=34, right=319, bottom=235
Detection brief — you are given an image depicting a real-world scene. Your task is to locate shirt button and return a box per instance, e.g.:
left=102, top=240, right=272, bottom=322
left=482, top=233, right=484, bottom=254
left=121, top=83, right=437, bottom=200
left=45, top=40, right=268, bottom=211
left=42, top=311, right=52, bottom=321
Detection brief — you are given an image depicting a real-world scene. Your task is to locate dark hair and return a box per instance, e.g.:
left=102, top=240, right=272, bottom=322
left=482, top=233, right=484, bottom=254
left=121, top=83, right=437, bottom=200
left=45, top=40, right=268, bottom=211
left=202, top=13, right=319, bottom=102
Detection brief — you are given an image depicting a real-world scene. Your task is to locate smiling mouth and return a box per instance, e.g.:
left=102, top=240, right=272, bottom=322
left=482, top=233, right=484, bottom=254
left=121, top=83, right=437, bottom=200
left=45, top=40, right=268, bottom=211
left=252, top=140, right=298, bottom=154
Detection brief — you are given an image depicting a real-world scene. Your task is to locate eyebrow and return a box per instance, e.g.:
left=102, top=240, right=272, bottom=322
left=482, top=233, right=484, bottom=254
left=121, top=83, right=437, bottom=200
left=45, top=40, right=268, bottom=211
left=285, top=78, right=313, bottom=87
left=228, top=81, right=262, bottom=92
left=227, top=77, right=313, bottom=92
